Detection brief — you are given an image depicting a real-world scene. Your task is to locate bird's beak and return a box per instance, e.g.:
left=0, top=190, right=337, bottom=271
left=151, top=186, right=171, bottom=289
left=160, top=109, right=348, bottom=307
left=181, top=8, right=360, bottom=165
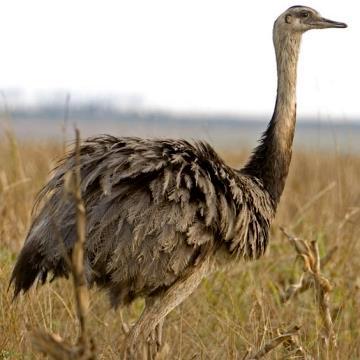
left=311, top=17, right=347, bottom=29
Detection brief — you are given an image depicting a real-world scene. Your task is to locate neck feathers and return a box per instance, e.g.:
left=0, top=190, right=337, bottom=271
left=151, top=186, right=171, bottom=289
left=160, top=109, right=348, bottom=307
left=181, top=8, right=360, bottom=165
left=242, top=29, right=301, bottom=206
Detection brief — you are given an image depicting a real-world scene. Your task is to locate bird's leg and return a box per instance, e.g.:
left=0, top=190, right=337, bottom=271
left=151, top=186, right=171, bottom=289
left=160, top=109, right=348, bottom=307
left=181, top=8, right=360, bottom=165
left=145, top=297, right=164, bottom=360
left=123, top=257, right=209, bottom=359
left=147, top=317, right=164, bottom=359
left=155, top=318, right=164, bottom=350
left=119, top=308, right=130, bottom=335
left=145, top=297, right=160, bottom=360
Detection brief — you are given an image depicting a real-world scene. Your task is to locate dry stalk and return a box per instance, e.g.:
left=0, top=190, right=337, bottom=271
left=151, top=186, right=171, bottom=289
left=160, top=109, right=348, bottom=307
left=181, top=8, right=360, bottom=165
left=245, top=325, right=301, bottom=359
left=62, top=93, right=70, bottom=154
left=279, top=230, right=337, bottom=304
left=30, top=129, right=96, bottom=359
left=0, top=90, right=26, bottom=180
left=279, top=328, right=310, bottom=359
left=280, top=227, right=336, bottom=350
left=31, top=329, right=95, bottom=360
left=336, top=207, right=360, bottom=235
left=72, top=128, right=90, bottom=341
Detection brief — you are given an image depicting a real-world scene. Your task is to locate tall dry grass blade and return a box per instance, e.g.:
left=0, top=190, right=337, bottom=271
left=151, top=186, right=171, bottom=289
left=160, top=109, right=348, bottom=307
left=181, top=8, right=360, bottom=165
left=0, top=91, right=26, bottom=180
left=290, top=181, right=336, bottom=228
left=30, top=128, right=96, bottom=359
left=62, top=93, right=71, bottom=154
left=71, top=128, right=90, bottom=339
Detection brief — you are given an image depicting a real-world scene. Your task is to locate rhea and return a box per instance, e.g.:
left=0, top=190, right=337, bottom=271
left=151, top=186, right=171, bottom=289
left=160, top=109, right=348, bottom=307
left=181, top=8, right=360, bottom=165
left=11, top=5, right=346, bottom=358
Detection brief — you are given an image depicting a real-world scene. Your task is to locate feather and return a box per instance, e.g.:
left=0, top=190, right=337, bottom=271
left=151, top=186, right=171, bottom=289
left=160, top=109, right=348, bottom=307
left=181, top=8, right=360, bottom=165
left=10, top=135, right=275, bottom=306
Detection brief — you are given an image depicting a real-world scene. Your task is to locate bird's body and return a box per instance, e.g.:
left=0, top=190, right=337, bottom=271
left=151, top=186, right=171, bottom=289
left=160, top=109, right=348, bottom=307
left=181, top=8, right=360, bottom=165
left=12, top=136, right=274, bottom=306
left=11, top=5, right=346, bottom=357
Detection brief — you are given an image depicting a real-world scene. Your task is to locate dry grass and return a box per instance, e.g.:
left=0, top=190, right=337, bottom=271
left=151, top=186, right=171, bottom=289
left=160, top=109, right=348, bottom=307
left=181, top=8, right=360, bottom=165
left=29, top=130, right=95, bottom=359
left=1, top=133, right=360, bottom=359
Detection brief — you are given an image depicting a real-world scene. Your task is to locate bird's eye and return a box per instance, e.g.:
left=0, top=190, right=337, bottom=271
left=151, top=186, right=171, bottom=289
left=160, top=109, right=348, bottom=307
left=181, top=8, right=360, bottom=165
left=300, top=11, right=309, bottom=18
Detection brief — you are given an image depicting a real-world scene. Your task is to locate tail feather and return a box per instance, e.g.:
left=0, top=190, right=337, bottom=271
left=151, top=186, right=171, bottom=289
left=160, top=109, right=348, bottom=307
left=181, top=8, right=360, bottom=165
left=10, top=241, right=71, bottom=298
left=10, top=182, right=75, bottom=297
left=10, top=241, right=45, bottom=298
left=10, top=208, right=73, bottom=297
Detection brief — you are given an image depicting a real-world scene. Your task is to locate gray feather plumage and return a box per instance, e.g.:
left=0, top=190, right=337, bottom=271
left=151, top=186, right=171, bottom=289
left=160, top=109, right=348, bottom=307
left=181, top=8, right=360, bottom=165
left=11, top=135, right=275, bottom=306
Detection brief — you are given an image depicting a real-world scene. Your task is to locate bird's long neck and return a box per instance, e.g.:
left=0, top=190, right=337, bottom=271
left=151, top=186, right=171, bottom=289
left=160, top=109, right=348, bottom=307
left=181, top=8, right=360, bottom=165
left=242, top=29, right=302, bottom=207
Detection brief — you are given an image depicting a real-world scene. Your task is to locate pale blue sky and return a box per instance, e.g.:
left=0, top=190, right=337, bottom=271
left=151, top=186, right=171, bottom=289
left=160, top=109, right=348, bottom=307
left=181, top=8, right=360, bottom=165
left=0, top=1, right=357, bottom=119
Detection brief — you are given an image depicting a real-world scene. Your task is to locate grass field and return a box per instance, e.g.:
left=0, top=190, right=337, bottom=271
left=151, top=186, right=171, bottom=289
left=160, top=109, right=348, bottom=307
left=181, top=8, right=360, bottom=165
left=1, top=132, right=360, bottom=359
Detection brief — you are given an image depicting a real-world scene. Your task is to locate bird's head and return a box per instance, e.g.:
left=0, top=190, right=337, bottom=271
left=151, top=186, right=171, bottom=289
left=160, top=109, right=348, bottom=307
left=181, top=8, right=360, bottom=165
left=274, top=5, right=347, bottom=34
